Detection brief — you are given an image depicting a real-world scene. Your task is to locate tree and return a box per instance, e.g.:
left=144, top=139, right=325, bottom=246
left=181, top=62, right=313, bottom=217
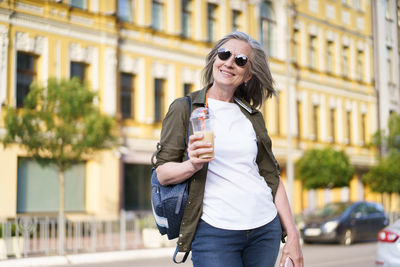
left=1, top=78, right=118, bottom=254
left=295, top=147, right=354, bottom=189
left=364, top=113, right=400, bottom=209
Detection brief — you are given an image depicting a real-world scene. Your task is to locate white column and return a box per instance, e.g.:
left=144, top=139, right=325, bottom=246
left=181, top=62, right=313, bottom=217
left=91, top=0, right=99, bottom=13
left=42, top=37, right=49, bottom=87
left=166, top=0, right=176, bottom=35
left=91, top=47, right=99, bottom=92
left=0, top=26, right=8, bottom=112
left=324, top=189, right=332, bottom=205
left=341, top=187, right=350, bottom=202
left=103, top=47, right=117, bottom=115
left=194, top=0, right=205, bottom=41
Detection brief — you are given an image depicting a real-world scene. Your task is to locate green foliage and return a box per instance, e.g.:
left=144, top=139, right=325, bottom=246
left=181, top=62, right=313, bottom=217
left=371, top=113, right=400, bottom=152
left=363, top=151, right=400, bottom=193
left=1, top=78, right=118, bottom=171
left=295, top=147, right=354, bottom=189
left=364, top=113, right=400, bottom=195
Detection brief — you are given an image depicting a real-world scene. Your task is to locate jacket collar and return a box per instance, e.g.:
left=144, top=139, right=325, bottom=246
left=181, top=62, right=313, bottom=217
left=193, top=87, right=256, bottom=114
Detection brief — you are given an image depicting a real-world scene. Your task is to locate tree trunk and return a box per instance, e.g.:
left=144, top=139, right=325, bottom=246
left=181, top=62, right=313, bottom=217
left=58, top=168, right=65, bottom=255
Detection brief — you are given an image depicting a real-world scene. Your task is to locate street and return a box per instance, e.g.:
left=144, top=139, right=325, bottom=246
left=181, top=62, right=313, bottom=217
left=46, top=241, right=377, bottom=267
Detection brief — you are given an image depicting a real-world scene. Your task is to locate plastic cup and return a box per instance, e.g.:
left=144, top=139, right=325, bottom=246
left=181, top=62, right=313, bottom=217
left=190, top=107, right=214, bottom=159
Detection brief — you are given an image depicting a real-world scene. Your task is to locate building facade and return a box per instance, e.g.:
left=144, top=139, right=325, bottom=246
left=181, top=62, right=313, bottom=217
left=372, top=0, right=400, bottom=143
left=0, top=0, right=398, bottom=220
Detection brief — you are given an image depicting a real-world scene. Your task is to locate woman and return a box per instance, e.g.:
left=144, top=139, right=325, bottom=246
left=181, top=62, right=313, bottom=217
left=154, top=32, right=303, bottom=267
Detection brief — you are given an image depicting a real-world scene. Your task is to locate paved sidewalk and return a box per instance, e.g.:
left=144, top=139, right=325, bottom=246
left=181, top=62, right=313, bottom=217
left=0, top=247, right=177, bottom=267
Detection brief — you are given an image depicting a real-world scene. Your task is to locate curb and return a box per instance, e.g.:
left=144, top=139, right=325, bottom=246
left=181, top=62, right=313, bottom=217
left=0, top=247, right=177, bottom=266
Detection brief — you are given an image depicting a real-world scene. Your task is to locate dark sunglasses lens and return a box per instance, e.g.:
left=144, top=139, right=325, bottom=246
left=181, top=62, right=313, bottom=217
left=217, top=49, right=231, bottom=60
left=235, top=55, right=248, bottom=67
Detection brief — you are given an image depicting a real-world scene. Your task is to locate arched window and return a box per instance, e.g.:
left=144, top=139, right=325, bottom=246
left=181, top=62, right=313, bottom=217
left=260, top=1, right=276, bottom=57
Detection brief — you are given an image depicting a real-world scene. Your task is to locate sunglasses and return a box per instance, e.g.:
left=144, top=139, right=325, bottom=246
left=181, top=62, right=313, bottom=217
left=217, top=48, right=248, bottom=67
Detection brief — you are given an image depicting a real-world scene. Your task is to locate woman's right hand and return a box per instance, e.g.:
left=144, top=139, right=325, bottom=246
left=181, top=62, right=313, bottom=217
left=187, top=133, right=214, bottom=172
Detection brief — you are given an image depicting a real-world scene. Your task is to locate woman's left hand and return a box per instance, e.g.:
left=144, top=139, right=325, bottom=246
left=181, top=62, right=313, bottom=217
left=279, top=234, right=303, bottom=267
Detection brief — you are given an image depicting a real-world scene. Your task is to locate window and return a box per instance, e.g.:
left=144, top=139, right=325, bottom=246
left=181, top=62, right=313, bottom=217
left=342, top=46, right=349, bottom=78
left=118, top=0, right=134, bottom=22
left=207, top=3, right=218, bottom=42
left=361, top=113, right=366, bottom=145
left=16, top=52, right=37, bottom=108
left=330, top=108, right=336, bottom=143
left=17, top=158, right=85, bottom=213
left=152, top=0, right=164, bottom=31
left=346, top=110, right=352, bottom=144
left=70, top=61, right=87, bottom=82
left=183, top=83, right=192, bottom=96
left=260, top=1, right=276, bottom=57
left=313, top=105, right=319, bottom=141
left=123, top=164, right=152, bottom=210
left=309, top=35, right=317, bottom=69
left=297, top=100, right=302, bottom=140
left=326, top=41, right=333, bottom=73
left=154, top=78, right=165, bottom=123
left=355, top=0, right=363, bottom=11
left=121, top=73, right=134, bottom=119
left=70, top=0, right=87, bottom=9
left=356, top=50, right=363, bottom=81
left=232, top=10, right=241, bottom=32
left=387, top=46, right=393, bottom=82
left=182, top=0, right=192, bottom=38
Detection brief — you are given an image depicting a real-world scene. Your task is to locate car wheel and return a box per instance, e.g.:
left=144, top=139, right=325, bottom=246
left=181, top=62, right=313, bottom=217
left=341, top=229, right=353, bottom=246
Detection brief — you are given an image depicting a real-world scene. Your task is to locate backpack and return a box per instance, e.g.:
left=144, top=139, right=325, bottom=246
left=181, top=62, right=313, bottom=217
left=151, top=96, right=191, bottom=263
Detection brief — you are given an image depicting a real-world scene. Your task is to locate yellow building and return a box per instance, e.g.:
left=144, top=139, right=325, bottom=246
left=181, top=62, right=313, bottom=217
left=0, top=0, right=397, bottom=221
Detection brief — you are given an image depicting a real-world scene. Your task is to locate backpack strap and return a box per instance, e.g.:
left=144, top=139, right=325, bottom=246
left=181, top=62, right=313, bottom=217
left=185, top=96, right=192, bottom=160
left=172, top=96, right=192, bottom=263
left=173, top=246, right=190, bottom=264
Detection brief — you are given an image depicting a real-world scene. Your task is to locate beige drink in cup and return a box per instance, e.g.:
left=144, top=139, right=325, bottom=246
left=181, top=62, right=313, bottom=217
left=194, top=130, right=214, bottom=158
left=190, top=107, right=214, bottom=159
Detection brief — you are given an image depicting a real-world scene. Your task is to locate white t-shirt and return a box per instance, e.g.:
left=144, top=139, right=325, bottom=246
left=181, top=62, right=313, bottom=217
left=201, top=98, right=277, bottom=230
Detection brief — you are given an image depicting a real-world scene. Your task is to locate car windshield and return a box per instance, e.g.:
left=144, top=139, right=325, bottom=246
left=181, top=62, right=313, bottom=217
left=312, top=202, right=353, bottom=217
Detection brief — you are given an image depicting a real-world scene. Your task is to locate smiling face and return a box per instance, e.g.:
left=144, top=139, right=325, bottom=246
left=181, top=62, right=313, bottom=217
left=211, top=39, right=253, bottom=93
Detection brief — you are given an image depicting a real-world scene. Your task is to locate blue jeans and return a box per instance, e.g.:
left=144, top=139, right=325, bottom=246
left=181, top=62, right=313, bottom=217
left=191, top=215, right=282, bottom=267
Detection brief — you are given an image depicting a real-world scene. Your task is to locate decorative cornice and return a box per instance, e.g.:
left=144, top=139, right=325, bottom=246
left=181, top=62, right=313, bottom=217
left=69, top=43, right=95, bottom=63
left=15, top=32, right=45, bottom=54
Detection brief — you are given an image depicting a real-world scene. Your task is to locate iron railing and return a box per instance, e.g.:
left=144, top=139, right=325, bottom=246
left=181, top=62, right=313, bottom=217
left=0, top=210, right=173, bottom=260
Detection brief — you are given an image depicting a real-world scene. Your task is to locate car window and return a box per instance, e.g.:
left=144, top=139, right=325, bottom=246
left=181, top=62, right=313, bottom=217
left=313, top=202, right=352, bottom=217
left=366, top=203, right=384, bottom=215
left=351, top=203, right=368, bottom=217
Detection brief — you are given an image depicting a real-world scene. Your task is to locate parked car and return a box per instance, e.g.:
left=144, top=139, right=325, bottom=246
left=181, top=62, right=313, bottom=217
left=375, top=219, right=400, bottom=267
left=299, top=201, right=389, bottom=245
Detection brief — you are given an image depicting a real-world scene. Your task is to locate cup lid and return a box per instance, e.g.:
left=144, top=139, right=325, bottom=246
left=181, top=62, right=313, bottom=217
left=190, top=107, right=213, bottom=120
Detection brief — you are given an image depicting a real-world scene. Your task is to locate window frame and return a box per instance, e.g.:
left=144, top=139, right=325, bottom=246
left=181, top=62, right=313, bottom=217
left=207, top=3, right=218, bottom=43
left=70, top=61, right=87, bottom=83
left=152, top=0, right=164, bottom=31
left=16, top=52, right=38, bottom=108
left=120, top=72, right=134, bottom=119
left=154, top=78, right=165, bottom=123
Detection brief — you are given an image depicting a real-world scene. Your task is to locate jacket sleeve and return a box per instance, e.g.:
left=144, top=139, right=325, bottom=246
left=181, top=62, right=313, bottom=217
left=154, top=97, right=189, bottom=168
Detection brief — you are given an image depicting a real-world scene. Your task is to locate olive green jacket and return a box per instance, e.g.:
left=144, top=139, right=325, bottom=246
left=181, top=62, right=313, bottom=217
left=154, top=87, right=281, bottom=253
